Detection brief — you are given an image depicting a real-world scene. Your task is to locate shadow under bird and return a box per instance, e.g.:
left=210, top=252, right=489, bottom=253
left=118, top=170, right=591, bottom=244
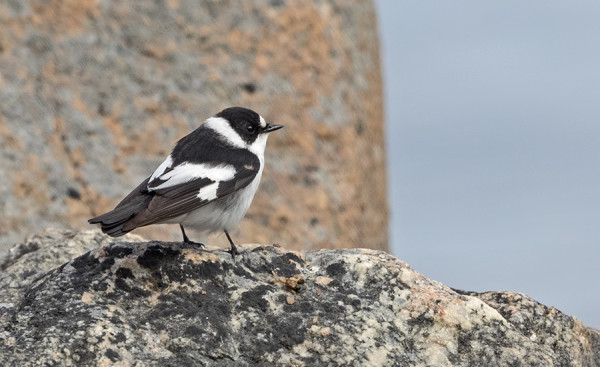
left=89, top=107, right=283, bottom=256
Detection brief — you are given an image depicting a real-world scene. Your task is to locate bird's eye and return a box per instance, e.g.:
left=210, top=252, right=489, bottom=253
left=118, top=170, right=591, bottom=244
left=247, top=124, right=256, bottom=133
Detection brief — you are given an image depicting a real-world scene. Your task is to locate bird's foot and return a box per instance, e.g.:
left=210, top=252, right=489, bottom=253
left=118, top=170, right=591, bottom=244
left=183, top=239, right=205, bottom=248
left=224, top=230, right=240, bottom=259
left=226, top=244, right=240, bottom=259
left=180, top=225, right=204, bottom=248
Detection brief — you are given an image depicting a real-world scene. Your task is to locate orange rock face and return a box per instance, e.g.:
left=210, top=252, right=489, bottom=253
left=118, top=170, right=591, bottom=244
left=0, top=0, right=387, bottom=252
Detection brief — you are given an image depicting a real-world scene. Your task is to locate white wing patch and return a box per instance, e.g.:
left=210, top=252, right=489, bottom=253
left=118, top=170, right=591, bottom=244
left=149, top=155, right=174, bottom=183
left=149, top=162, right=236, bottom=191
left=197, top=181, right=220, bottom=201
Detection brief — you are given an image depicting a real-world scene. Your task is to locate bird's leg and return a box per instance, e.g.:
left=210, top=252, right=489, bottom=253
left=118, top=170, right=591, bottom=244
left=224, top=230, right=240, bottom=258
left=180, top=224, right=204, bottom=248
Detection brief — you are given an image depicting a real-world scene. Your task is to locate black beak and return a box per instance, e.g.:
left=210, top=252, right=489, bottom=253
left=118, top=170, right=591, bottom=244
left=262, top=124, right=284, bottom=133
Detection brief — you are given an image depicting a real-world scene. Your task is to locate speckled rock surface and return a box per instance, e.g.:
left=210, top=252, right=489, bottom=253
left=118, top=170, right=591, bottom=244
left=0, top=228, right=143, bottom=309
left=0, top=229, right=598, bottom=366
left=0, top=0, right=387, bottom=252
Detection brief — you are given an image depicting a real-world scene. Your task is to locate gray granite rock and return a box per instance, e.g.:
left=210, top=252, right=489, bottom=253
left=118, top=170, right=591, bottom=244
left=0, top=229, right=597, bottom=366
left=0, top=229, right=143, bottom=312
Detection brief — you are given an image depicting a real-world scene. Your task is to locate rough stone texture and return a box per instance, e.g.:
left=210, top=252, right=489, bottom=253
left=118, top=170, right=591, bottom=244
left=0, top=229, right=598, bottom=366
left=0, top=0, right=387, bottom=252
left=0, top=228, right=143, bottom=306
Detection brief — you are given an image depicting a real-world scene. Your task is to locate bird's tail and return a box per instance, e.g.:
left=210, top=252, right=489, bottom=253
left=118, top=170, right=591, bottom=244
left=89, top=205, right=138, bottom=237
left=89, top=179, right=153, bottom=237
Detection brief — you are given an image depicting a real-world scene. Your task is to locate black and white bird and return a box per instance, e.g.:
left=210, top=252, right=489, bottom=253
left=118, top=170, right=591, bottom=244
left=89, top=107, right=283, bottom=256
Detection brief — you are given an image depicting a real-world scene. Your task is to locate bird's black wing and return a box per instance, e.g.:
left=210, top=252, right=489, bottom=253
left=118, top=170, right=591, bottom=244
left=121, top=154, right=260, bottom=230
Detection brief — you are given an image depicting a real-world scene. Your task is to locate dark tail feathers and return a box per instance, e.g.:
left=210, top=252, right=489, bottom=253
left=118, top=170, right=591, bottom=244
left=89, top=205, right=138, bottom=237
left=89, top=178, right=153, bottom=237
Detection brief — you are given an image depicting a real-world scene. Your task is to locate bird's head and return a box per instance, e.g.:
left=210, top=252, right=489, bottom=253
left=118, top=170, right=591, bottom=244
left=204, top=107, right=283, bottom=156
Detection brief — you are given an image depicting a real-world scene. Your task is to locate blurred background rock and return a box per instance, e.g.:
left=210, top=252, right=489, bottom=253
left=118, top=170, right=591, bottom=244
left=0, top=0, right=387, bottom=252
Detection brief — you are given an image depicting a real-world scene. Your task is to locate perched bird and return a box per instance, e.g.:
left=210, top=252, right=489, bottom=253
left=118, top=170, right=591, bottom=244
left=89, top=107, right=283, bottom=256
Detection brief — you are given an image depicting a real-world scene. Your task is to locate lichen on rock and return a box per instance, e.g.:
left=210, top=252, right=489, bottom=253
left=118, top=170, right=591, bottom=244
left=0, top=229, right=598, bottom=366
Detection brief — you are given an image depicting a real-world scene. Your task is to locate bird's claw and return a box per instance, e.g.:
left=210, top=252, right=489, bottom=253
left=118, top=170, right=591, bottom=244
left=184, top=240, right=205, bottom=248
left=227, top=245, right=240, bottom=259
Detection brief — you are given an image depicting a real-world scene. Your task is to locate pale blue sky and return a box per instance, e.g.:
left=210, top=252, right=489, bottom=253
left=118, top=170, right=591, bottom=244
left=376, top=1, right=600, bottom=329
